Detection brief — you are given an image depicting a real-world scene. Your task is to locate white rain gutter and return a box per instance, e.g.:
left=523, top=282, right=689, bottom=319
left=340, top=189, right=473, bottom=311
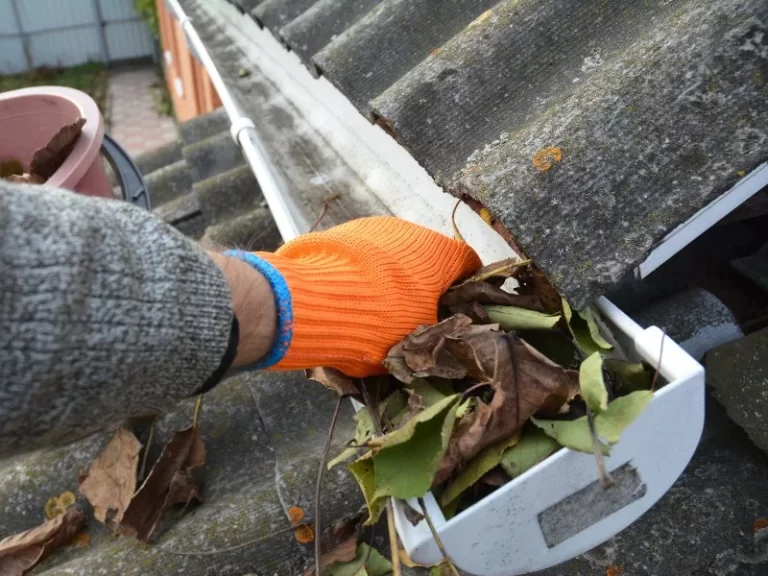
left=165, top=0, right=309, bottom=242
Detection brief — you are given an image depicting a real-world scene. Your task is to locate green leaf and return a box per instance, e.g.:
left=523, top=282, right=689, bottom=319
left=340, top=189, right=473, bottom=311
left=440, top=496, right=461, bottom=521
left=348, top=456, right=386, bottom=525
left=440, top=431, right=520, bottom=506
left=380, top=390, right=408, bottom=420
left=328, top=446, right=360, bottom=470
left=580, top=352, right=608, bottom=413
left=532, top=391, right=654, bottom=454
left=407, top=378, right=448, bottom=407
left=370, top=395, right=461, bottom=501
left=485, top=305, right=561, bottom=331
left=330, top=392, right=408, bottom=470
left=579, top=308, right=613, bottom=349
left=429, top=564, right=454, bottom=576
left=326, top=542, right=392, bottom=576
left=562, top=298, right=613, bottom=356
left=605, top=359, right=652, bottom=392
left=329, top=409, right=375, bottom=470
left=455, top=397, right=474, bottom=419
left=500, top=428, right=561, bottom=478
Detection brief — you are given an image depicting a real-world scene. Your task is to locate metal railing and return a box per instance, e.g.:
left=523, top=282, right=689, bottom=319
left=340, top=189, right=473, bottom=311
left=164, top=0, right=309, bottom=242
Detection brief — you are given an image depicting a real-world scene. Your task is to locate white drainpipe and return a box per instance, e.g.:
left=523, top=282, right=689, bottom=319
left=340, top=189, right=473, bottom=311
left=165, top=0, right=310, bottom=242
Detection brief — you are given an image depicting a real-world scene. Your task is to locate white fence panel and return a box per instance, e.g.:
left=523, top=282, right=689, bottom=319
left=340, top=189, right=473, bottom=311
left=0, top=0, right=155, bottom=74
left=0, top=38, right=26, bottom=74
left=28, top=26, right=103, bottom=69
left=105, top=20, right=153, bottom=61
left=0, top=0, right=18, bottom=35
left=17, top=0, right=95, bottom=32
left=98, top=0, right=136, bottom=20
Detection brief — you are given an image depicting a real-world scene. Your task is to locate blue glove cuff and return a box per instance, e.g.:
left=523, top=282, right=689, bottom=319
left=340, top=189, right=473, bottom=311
left=224, top=249, right=292, bottom=370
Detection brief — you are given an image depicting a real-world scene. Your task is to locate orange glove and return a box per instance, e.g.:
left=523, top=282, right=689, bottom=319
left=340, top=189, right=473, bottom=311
left=227, top=217, right=480, bottom=377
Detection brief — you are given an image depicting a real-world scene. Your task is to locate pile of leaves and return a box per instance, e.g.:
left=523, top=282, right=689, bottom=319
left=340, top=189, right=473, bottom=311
left=321, top=258, right=656, bottom=528
left=0, top=118, right=87, bottom=185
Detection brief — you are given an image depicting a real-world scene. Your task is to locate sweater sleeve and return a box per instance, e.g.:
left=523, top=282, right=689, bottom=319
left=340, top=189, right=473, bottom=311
left=0, top=182, right=234, bottom=457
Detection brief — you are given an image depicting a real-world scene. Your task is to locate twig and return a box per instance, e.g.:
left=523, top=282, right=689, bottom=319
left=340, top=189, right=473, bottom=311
left=360, top=381, right=401, bottom=576
left=417, top=497, right=461, bottom=576
left=451, top=198, right=466, bottom=243
left=315, top=396, right=344, bottom=576
left=461, top=381, right=491, bottom=398
left=466, top=258, right=532, bottom=284
left=159, top=522, right=313, bottom=556
left=138, top=422, right=155, bottom=482
left=192, top=395, right=203, bottom=429
left=650, top=330, right=666, bottom=392
left=586, top=405, right=615, bottom=490
left=309, top=202, right=330, bottom=233
left=363, top=524, right=376, bottom=571
left=386, top=500, right=402, bottom=576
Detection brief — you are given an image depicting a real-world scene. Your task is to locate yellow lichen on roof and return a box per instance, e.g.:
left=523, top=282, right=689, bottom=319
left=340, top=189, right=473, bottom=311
left=532, top=146, right=563, bottom=172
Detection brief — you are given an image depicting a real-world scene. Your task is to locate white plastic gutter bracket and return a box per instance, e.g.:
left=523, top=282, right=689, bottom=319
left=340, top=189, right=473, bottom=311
left=229, top=117, right=255, bottom=144
left=164, top=0, right=309, bottom=242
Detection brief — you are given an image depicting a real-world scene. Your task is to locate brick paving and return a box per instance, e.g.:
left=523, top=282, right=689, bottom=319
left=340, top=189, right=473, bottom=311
left=107, top=66, right=178, bottom=157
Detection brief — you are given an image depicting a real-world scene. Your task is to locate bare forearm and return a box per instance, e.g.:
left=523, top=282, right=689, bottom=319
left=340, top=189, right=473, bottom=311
left=207, top=251, right=276, bottom=367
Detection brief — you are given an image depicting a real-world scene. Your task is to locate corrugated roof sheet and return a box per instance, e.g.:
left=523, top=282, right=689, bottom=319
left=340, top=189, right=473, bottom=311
left=313, top=0, right=499, bottom=115
left=227, top=0, right=768, bottom=307
left=251, top=0, right=319, bottom=30
left=281, top=0, right=384, bottom=70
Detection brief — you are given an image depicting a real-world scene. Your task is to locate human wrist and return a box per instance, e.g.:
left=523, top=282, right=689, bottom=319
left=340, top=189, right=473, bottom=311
left=206, top=251, right=277, bottom=367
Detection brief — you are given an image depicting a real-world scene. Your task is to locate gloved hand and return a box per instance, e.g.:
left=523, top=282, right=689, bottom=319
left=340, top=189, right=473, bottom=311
left=227, top=216, right=480, bottom=377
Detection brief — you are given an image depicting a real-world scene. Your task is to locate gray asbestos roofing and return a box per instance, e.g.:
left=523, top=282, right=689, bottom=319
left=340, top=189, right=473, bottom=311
left=246, top=0, right=767, bottom=308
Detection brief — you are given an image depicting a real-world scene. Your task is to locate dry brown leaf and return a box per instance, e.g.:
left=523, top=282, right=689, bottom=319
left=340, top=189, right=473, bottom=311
left=306, top=367, right=360, bottom=397
left=0, top=507, right=85, bottom=576
left=515, top=266, right=562, bottom=314
left=120, top=425, right=205, bottom=542
left=384, top=315, right=473, bottom=383
left=78, top=427, right=142, bottom=529
left=440, top=281, right=545, bottom=312
left=304, top=515, right=362, bottom=576
left=29, top=118, right=86, bottom=181
left=402, top=502, right=425, bottom=526
left=479, top=469, right=510, bottom=487
left=463, top=258, right=530, bottom=284
left=439, top=325, right=577, bottom=484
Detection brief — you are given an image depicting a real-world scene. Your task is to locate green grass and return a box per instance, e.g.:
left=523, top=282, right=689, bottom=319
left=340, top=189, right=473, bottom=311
left=0, top=61, right=109, bottom=122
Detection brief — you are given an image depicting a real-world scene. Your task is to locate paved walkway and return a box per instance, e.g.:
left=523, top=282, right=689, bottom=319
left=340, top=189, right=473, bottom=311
left=107, top=66, right=178, bottom=157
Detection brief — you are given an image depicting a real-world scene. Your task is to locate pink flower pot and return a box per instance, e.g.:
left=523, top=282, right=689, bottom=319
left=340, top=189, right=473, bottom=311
left=0, top=86, right=113, bottom=199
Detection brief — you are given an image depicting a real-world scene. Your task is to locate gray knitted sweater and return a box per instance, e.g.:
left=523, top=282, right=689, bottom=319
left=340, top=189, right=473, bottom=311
left=0, top=182, right=233, bottom=457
